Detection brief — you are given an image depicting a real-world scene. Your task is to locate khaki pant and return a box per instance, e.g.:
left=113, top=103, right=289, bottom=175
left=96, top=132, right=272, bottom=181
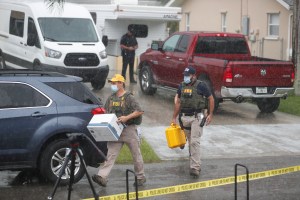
left=98, top=124, right=145, bottom=180
left=181, top=115, right=203, bottom=171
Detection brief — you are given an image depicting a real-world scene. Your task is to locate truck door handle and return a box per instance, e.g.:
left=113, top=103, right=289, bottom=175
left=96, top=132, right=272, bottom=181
left=165, top=56, right=171, bottom=59
left=31, top=111, right=47, bottom=118
left=178, top=58, right=184, bottom=61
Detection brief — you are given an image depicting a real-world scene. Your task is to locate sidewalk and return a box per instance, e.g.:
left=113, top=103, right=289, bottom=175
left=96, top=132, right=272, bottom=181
left=141, top=123, right=300, bottom=160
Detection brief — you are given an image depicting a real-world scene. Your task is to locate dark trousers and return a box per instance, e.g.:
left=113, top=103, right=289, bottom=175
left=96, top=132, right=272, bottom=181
left=121, top=55, right=135, bottom=81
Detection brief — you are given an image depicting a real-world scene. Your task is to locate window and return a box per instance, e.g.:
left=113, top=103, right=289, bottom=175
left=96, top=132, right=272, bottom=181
left=128, top=24, right=148, bottom=38
left=90, top=12, right=97, bottom=24
left=9, top=11, right=25, bottom=37
left=0, top=83, right=50, bottom=109
left=221, top=13, right=227, bottom=32
left=162, top=34, right=181, bottom=52
left=28, top=18, right=41, bottom=48
left=175, top=35, right=190, bottom=53
left=185, top=13, right=190, bottom=31
left=38, top=18, right=99, bottom=42
left=268, top=13, right=279, bottom=36
left=194, top=37, right=249, bottom=54
left=46, top=82, right=101, bottom=105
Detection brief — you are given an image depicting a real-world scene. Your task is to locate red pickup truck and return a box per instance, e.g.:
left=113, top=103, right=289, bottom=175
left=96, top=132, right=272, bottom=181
left=138, top=31, right=295, bottom=113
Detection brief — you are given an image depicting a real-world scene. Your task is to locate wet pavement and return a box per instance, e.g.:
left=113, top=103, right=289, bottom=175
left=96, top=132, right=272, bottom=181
left=1, top=59, right=300, bottom=199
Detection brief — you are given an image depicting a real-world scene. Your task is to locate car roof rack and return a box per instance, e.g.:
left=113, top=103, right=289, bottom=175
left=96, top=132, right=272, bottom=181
left=0, top=70, right=66, bottom=77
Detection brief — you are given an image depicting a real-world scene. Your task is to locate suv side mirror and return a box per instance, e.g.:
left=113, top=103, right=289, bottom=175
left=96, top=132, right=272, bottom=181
left=27, top=33, right=36, bottom=47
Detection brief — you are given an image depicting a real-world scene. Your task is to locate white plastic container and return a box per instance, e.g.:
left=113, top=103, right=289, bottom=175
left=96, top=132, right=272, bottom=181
left=87, top=114, right=124, bottom=141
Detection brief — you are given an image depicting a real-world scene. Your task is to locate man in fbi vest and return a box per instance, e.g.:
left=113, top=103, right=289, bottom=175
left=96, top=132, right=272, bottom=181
left=171, top=66, right=214, bottom=178
left=92, top=74, right=146, bottom=187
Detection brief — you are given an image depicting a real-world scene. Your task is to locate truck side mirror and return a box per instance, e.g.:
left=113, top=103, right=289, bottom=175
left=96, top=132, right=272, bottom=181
left=151, top=43, right=159, bottom=50
left=102, top=35, right=108, bottom=47
left=27, top=33, right=37, bottom=47
left=151, top=41, right=162, bottom=51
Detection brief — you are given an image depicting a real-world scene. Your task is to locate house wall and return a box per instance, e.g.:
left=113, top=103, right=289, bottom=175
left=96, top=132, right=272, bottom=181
left=179, top=0, right=292, bottom=61
left=103, top=19, right=168, bottom=56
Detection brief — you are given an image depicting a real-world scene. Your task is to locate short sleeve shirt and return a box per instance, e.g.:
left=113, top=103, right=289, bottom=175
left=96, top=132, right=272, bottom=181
left=120, top=33, right=138, bottom=57
left=105, top=92, right=143, bottom=114
left=177, top=81, right=211, bottom=98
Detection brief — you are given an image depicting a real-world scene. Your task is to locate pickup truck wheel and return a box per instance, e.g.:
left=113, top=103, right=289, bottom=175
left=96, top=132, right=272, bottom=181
left=91, top=80, right=106, bottom=90
left=139, top=66, right=157, bottom=95
left=39, top=139, right=85, bottom=185
left=256, top=98, right=280, bottom=113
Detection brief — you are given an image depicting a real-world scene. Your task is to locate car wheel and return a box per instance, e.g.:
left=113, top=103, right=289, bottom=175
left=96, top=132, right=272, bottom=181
left=139, top=65, right=157, bottom=95
left=0, top=52, right=6, bottom=69
left=256, top=98, right=280, bottom=113
left=199, top=78, right=219, bottom=113
left=39, top=139, right=85, bottom=185
left=91, top=80, right=106, bottom=90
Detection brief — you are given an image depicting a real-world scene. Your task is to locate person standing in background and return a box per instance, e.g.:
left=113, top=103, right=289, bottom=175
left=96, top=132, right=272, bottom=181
left=120, top=27, right=138, bottom=83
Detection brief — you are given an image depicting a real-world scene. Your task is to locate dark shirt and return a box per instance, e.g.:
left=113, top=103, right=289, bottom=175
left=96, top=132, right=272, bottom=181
left=120, top=33, right=138, bottom=57
left=177, top=81, right=211, bottom=98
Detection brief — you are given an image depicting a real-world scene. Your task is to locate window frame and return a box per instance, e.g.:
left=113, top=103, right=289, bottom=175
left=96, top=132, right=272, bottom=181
left=267, top=13, right=280, bottom=38
left=185, top=13, right=190, bottom=31
left=0, top=82, right=52, bottom=109
left=175, top=35, right=190, bottom=53
left=9, top=10, right=25, bottom=37
left=128, top=24, right=148, bottom=38
left=221, top=12, right=227, bottom=32
left=162, top=34, right=181, bottom=52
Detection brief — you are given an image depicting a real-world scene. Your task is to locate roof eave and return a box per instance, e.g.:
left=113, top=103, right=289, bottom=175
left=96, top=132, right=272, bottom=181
left=276, top=0, right=291, bottom=10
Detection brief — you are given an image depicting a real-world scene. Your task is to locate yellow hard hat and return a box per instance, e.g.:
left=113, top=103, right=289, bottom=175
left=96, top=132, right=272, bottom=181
left=108, top=74, right=125, bottom=83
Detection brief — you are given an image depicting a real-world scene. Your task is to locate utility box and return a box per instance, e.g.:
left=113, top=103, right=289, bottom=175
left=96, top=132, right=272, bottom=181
left=242, top=16, right=249, bottom=35
left=87, top=114, right=124, bottom=141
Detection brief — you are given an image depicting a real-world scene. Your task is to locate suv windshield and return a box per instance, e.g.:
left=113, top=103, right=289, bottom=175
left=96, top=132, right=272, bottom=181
left=38, top=18, right=98, bottom=42
left=46, top=82, right=101, bottom=105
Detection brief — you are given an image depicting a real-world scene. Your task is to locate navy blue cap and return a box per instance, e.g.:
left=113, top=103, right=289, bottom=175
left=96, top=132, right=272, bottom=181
left=183, top=66, right=196, bottom=76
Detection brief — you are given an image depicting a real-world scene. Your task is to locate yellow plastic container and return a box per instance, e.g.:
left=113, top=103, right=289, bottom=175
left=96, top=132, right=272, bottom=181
left=165, top=123, right=186, bottom=148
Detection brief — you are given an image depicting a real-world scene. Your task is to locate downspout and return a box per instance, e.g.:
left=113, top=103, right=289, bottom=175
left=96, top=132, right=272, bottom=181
left=287, top=13, right=293, bottom=60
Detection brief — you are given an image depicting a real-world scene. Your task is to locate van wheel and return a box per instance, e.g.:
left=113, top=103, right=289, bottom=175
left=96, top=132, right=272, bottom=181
left=33, top=61, right=42, bottom=70
left=91, top=80, right=106, bottom=90
left=256, top=98, right=280, bottom=113
left=139, top=65, right=157, bottom=95
left=0, top=52, right=6, bottom=69
left=39, top=139, right=85, bottom=185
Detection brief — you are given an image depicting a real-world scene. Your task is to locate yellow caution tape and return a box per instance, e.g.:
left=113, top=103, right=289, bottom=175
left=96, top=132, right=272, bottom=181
left=83, top=165, right=300, bottom=200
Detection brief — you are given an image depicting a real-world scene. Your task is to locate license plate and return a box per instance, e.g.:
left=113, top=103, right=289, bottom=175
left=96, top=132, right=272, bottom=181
left=256, top=87, right=267, bottom=94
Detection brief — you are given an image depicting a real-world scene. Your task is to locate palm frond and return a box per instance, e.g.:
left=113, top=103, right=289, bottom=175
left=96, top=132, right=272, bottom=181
left=44, top=0, right=65, bottom=10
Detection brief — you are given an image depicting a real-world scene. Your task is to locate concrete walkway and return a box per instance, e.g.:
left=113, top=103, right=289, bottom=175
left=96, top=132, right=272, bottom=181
left=141, top=123, right=300, bottom=160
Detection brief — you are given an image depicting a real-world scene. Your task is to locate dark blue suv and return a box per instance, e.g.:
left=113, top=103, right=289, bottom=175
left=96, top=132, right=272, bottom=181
left=0, top=70, right=107, bottom=184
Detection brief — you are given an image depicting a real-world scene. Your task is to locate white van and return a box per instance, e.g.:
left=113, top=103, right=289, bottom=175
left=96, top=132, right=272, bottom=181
left=0, top=1, right=109, bottom=90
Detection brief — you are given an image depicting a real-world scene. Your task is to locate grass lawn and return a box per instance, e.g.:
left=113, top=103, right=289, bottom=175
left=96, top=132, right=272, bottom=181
left=278, top=94, right=300, bottom=116
left=116, top=138, right=161, bottom=164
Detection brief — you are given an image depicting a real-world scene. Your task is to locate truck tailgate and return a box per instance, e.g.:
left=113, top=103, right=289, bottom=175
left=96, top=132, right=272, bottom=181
left=226, top=61, right=294, bottom=87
